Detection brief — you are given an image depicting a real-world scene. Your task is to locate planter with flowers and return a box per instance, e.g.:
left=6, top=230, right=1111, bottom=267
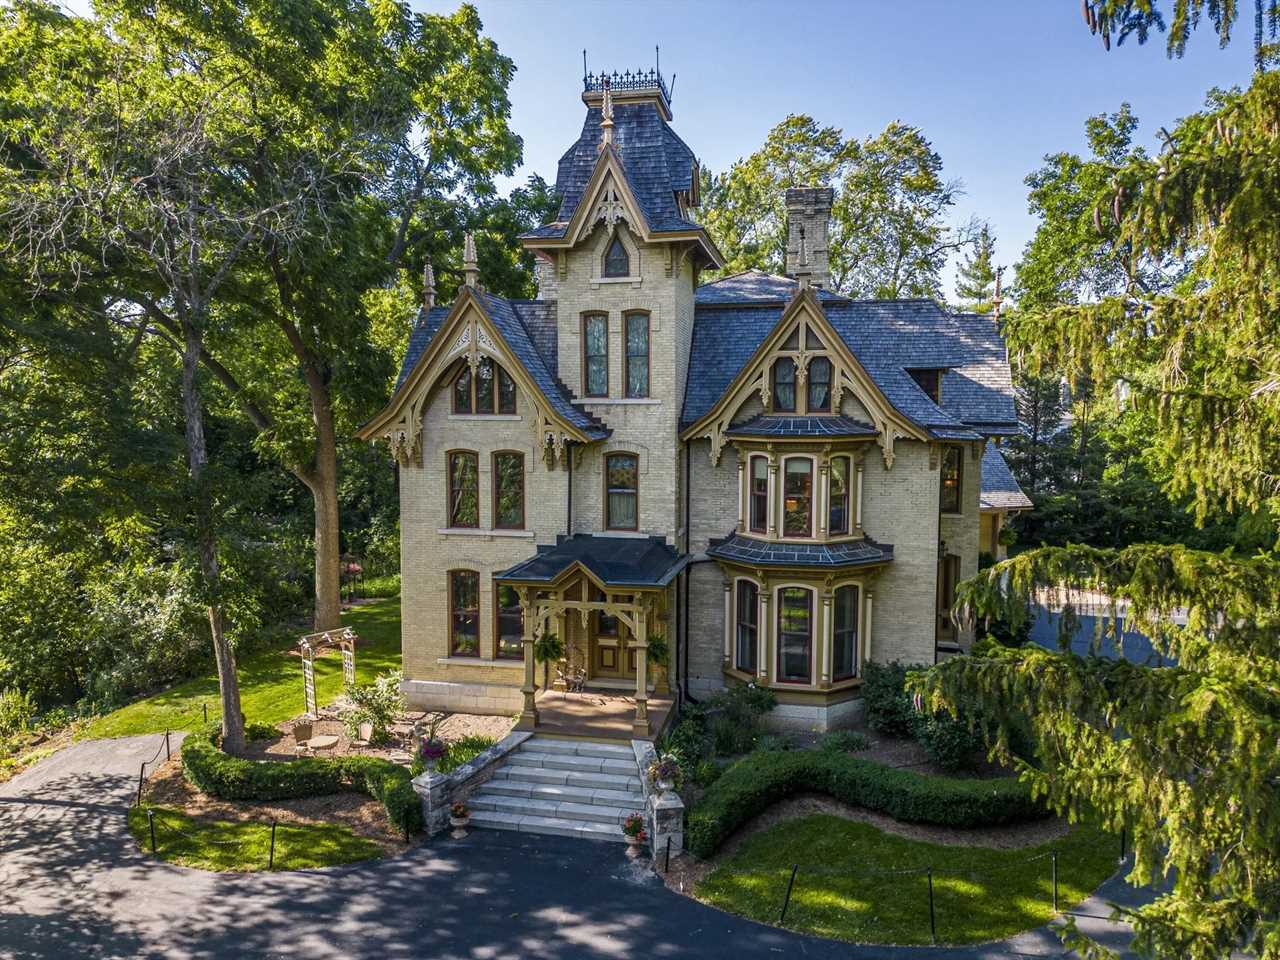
left=647, top=754, right=681, bottom=797
left=622, top=812, right=647, bottom=857
left=450, top=800, right=470, bottom=839
left=418, top=737, right=447, bottom=773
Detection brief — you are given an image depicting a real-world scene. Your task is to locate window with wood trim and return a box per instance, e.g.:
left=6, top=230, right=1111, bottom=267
left=782, top=457, right=813, bottom=537
left=735, top=580, right=758, bottom=674
left=447, top=451, right=479, bottom=528
left=605, top=452, right=639, bottom=530
left=833, top=584, right=859, bottom=680
left=624, top=311, right=649, bottom=398
left=909, top=368, right=943, bottom=405
left=492, top=451, right=524, bottom=530
left=448, top=569, right=480, bottom=656
left=772, top=357, right=797, bottom=412
left=808, top=356, right=832, bottom=412
left=603, top=234, right=630, bottom=277
left=940, top=445, right=963, bottom=514
left=829, top=455, right=850, bottom=535
left=776, top=586, right=813, bottom=683
left=582, top=313, right=609, bottom=397
left=937, top=554, right=960, bottom=648
left=749, top=455, right=769, bottom=533
left=592, top=586, right=620, bottom=637
left=452, top=358, right=516, bottom=415
left=493, top=581, right=523, bottom=659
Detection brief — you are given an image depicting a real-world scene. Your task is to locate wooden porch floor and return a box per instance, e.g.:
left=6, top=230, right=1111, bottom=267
left=533, top=688, right=674, bottom=742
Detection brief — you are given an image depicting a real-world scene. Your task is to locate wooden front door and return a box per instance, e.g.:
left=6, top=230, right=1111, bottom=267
left=590, top=598, right=636, bottom=680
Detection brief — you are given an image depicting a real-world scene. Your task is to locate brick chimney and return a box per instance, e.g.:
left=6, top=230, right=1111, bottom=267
left=785, top=187, right=834, bottom=289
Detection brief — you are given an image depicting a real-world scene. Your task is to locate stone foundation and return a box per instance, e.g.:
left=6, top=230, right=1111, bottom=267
left=402, top=678, right=522, bottom=716
left=763, top=695, right=864, bottom=733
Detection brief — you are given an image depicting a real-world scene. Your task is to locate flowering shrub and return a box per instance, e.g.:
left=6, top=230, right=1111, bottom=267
left=647, top=754, right=681, bottom=788
left=622, top=812, right=646, bottom=841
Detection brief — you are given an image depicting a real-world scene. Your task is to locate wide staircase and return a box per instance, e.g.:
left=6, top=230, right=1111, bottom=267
left=467, top=735, right=643, bottom=843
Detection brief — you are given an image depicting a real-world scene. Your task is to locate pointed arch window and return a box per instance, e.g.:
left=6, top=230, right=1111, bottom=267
left=603, top=234, right=630, bottom=277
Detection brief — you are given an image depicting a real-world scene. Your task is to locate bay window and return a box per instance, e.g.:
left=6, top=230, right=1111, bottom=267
left=833, top=585, right=859, bottom=680
left=735, top=580, right=759, bottom=674
left=782, top=457, right=813, bottom=537
left=749, top=455, right=769, bottom=533
left=829, top=455, right=850, bottom=535
left=776, top=587, right=813, bottom=683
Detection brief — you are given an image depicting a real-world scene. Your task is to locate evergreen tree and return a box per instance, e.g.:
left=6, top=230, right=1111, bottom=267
left=954, top=222, right=998, bottom=312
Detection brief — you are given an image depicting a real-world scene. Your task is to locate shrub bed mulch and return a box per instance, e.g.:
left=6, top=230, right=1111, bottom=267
left=144, top=756, right=407, bottom=853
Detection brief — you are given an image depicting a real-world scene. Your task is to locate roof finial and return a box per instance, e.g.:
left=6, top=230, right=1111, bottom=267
left=422, top=257, right=436, bottom=312
left=463, top=232, right=479, bottom=289
left=598, top=77, right=615, bottom=152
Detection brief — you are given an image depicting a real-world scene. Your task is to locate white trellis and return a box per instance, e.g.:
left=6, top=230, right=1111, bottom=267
left=297, top=627, right=359, bottom=719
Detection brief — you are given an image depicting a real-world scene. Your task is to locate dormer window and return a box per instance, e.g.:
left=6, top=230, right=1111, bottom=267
left=603, top=234, right=630, bottom=277
left=772, top=358, right=797, bottom=412
left=909, top=368, right=943, bottom=405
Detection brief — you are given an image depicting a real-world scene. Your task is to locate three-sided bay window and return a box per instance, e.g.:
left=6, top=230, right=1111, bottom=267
left=605, top=452, right=639, bottom=530
left=829, top=455, right=850, bottom=535
left=735, top=580, right=758, bottom=674
left=447, top=451, right=479, bottom=528
left=494, top=581, right=523, bottom=659
left=833, top=584, right=859, bottom=680
left=624, top=311, right=649, bottom=398
left=782, top=457, right=813, bottom=537
left=749, top=455, right=768, bottom=533
left=492, top=451, right=524, bottom=529
left=582, top=313, right=609, bottom=397
left=449, top=570, right=479, bottom=656
left=776, top=587, right=813, bottom=683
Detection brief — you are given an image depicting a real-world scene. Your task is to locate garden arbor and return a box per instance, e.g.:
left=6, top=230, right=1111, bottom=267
left=298, top=628, right=358, bottom=718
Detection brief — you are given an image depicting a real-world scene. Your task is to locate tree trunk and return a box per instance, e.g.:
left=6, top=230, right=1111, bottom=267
left=308, top=409, right=342, bottom=631
left=181, top=316, right=245, bottom=754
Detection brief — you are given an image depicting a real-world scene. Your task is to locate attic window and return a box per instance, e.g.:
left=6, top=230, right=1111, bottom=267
left=908, top=368, right=943, bottom=405
left=603, top=235, right=630, bottom=277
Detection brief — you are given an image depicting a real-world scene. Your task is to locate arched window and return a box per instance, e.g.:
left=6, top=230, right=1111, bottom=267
left=448, top=569, right=479, bottom=656
left=452, top=358, right=516, bottom=415
left=776, top=586, right=813, bottom=683
left=605, top=452, right=639, bottom=530
left=808, top=357, right=832, bottom=412
left=748, top=455, right=769, bottom=533
left=735, top=580, right=759, bottom=674
left=829, top=455, right=850, bottom=535
left=582, top=313, right=609, bottom=397
left=833, top=585, right=859, bottom=680
left=492, top=451, right=524, bottom=529
left=624, top=311, right=650, bottom=398
left=603, top=234, right=630, bottom=277
left=447, top=451, right=479, bottom=528
left=772, top=358, right=797, bottom=412
left=782, top=457, right=813, bottom=537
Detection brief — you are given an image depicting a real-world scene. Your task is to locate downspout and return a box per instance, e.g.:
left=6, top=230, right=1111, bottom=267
left=566, top=444, right=573, bottom=533
left=682, top=438, right=695, bottom=704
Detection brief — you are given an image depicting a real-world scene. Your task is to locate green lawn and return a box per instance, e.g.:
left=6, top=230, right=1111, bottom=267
left=129, top=805, right=383, bottom=871
left=84, top=597, right=402, bottom=739
left=696, top=814, right=1117, bottom=946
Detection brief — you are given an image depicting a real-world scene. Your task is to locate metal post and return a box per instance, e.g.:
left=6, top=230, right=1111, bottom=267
left=269, top=820, right=277, bottom=870
left=1119, top=827, right=1126, bottom=862
left=404, top=817, right=410, bottom=844
left=1052, top=851, right=1059, bottom=913
left=203, top=702, right=208, bottom=724
left=147, top=809, right=157, bottom=853
left=664, top=836, right=671, bottom=873
left=778, top=864, right=799, bottom=924
left=136, top=763, right=145, bottom=807
left=164, top=730, right=171, bottom=761
left=927, top=868, right=937, bottom=945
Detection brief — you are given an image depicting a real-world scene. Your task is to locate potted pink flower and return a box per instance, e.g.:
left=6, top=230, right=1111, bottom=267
left=622, top=812, right=647, bottom=857
left=418, top=737, right=447, bottom=772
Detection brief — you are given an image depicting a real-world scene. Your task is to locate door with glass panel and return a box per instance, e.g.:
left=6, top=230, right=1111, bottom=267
left=590, top=589, right=636, bottom=679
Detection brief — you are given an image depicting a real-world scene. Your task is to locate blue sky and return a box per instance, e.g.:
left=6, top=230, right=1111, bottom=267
left=422, top=0, right=1256, bottom=295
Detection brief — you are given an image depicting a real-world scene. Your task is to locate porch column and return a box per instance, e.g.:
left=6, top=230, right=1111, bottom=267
left=722, top=579, right=732, bottom=667
left=515, top=590, right=539, bottom=731
left=862, top=591, right=874, bottom=669
left=736, top=459, right=746, bottom=533
left=766, top=454, right=779, bottom=538
left=820, top=589, right=833, bottom=686
left=818, top=457, right=830, bottom=538
left=855, top=462, right=865, bottom=532
left=758, top=588, right=771, bottom=684
left=632, top=603, right=650, bottom=737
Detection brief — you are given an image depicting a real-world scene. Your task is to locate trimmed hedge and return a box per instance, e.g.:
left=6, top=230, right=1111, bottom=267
left=182, top=725, right=421, bottom=835
left=686, top=749, right=1045, bottom=858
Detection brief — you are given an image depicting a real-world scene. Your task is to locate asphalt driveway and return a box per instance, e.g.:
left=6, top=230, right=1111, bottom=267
left=0, top=734, right=1147, bottom=959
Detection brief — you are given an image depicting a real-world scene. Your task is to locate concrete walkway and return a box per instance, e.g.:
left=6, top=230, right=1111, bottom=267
left=0, top=735, right=1148, bottom=959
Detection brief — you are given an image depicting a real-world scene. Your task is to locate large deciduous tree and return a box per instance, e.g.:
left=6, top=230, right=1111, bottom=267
left=913, top=8, right=1280, bottom=959
left=699, top=115, right=976, bottom=298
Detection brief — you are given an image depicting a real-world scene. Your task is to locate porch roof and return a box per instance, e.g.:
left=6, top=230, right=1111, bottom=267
left=496, top=534, right=687, bottom=589
left=707, top=532, right=894, bottom=569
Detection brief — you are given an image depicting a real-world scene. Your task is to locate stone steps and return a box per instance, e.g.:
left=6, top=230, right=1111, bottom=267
left=466, top=736, right=645, bottom=844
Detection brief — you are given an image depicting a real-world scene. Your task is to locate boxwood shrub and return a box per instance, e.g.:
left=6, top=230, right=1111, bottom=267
left=182, top=725, right=421, bottom=835
left=685, top=749, right=1044, bottom=858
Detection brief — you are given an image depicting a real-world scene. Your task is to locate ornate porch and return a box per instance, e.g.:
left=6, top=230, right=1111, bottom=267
left=496, top=534, right=686, bottom=739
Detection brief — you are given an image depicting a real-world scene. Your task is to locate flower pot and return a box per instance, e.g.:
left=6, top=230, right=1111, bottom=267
left=449, top=816, right=470, bottom=839
left=655, top=778, right=675, bottom=795
left=358, top=722, right=373, bottom=742
left=625, top=835, right=644, bottom=858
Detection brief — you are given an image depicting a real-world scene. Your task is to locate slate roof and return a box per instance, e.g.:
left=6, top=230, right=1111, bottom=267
left=497, top=534, right=686, bottom=587
left=980, top=443, right=1033, bottom=511
left=391, top=294, right=607, bottom=442
left=523, top=101, right=702, bottom=240
left=683, top=274, right=1019, bottom=441
left=725, top=415, right=878, bottom=438
left=707, top=533, right=894, bottom=569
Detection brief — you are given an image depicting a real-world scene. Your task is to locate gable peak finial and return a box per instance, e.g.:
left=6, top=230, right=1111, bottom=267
left=422, top=257, right=436, bottom=312
left=463, top=232, right=479, bottom=289
left=598, top=77, right=615, bottom=152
